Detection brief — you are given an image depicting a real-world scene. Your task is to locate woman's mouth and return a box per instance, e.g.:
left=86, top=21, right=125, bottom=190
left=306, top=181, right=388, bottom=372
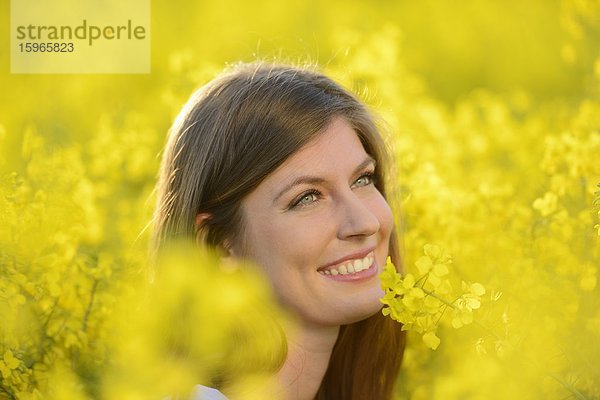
left=318, top=251, right=375, bottom=277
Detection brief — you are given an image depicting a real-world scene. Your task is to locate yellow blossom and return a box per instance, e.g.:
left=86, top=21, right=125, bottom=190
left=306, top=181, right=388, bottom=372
left=533, top=191, right=559, bottom=216
left=422, top=331, right=441, bottom=350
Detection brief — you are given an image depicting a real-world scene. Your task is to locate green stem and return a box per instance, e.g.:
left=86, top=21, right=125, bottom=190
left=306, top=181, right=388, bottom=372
left=421, top=287, right=456, bottom=309
left=82, top=278, right=99, bottom=333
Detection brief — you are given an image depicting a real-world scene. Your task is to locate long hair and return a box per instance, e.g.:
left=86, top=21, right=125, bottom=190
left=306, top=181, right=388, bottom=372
left=151, top=62, right=405, bottom=399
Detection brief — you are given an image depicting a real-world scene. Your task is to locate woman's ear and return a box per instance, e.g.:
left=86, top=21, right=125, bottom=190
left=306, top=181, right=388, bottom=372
left=195, top=212, right=211, bottom=232
left=195, top=212, right=212, bottom=249
left=195, top=212, right=237, bottom=258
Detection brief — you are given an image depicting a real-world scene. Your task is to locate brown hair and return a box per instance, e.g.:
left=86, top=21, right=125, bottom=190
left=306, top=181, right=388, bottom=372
left=152, top=62, right=405, bottom=399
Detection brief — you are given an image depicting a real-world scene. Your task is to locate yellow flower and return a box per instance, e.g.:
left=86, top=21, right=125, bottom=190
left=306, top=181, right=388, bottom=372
left=380, top=256, right=401, bottom=290
left=415, top=255, right=433, bottom=275
left=469, top=282, right=486, bottom=297
left=533, top=191, right=558, bottom=216
left=0, top=350, right=20, bottom=379
left=422, top=331, right=441, bottom=350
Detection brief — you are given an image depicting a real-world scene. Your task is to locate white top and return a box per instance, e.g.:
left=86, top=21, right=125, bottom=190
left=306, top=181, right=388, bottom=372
left=190, top=385, right=229, bottom=400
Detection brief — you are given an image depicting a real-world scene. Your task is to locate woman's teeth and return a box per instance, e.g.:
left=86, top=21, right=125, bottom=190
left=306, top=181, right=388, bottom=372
left=319, top=252, right=374, bottom=276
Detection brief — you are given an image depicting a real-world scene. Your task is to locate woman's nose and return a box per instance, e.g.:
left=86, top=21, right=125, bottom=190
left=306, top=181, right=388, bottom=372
left=336, top=192, right=380, bottom=239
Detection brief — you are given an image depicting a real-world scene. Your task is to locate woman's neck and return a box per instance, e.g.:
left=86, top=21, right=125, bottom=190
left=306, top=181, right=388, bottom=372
left=275, top=323, right=339, bottom=400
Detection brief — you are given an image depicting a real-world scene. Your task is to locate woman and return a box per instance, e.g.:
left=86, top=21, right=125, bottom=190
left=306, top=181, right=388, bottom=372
left=152, top=62, right=405, bottom=400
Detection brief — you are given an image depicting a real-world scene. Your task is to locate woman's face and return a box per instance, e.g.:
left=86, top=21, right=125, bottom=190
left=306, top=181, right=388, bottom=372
left=235, top=117, right=394, bottom=327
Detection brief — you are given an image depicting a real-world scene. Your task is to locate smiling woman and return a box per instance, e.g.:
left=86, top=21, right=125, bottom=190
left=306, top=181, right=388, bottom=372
left=239, top=117, right=394, bottom=329
left=151, top=62, right=405, bottom=400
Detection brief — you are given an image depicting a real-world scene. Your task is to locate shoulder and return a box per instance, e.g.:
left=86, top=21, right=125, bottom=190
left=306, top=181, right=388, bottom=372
left=189, top=385, right=229, bottom=400
left=163, top=385, right=228, bottom=400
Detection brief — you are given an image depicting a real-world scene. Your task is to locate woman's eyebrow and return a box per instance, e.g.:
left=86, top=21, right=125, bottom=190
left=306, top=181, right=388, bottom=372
left=273, top=156, right=376, bottom=203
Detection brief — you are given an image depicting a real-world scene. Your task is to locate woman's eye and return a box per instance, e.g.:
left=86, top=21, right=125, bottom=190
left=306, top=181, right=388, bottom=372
left=292, top=190, right=320, bottom=208
left=353, top=172, right=375, bottom=188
